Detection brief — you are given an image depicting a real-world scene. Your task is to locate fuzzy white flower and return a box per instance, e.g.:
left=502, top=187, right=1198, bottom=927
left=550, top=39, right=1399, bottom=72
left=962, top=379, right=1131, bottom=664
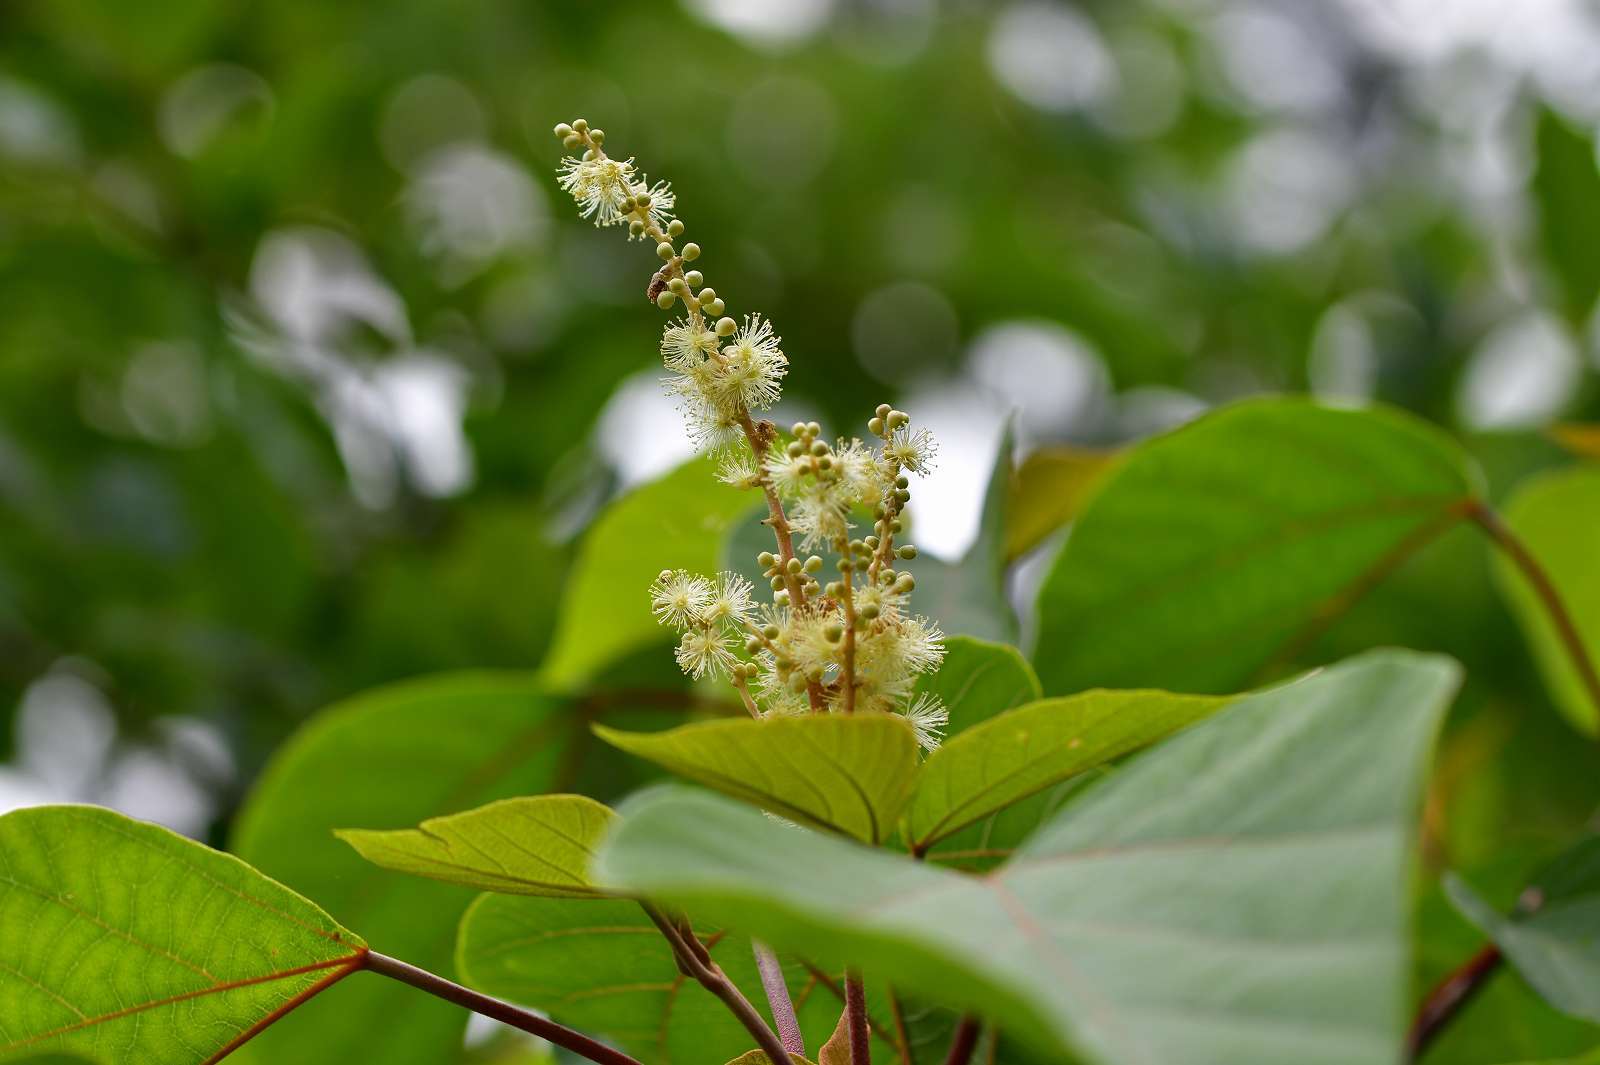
left=661, top=317, right=720, bottom=371
left=702, top=572, right=755, bottom=629
left=558, top=155, right=636, bottom=227
left=834, top=439, right=888, bottom=504
left=763, top=450, right=812, bottom=497
left=629, top=177, right=676, bottom=236
left=718, top=314, right=786, bottom=411
left=675, top=627, right=736, bottom=680
left=715, top=450, right=762, bottom=488
left=650, top=569, right=713, bottom=629
left=790, top=491, right=852, bottom=553
left=902, top=692, right=950, bottom=752
left=884, top=425, right=938, bottom=475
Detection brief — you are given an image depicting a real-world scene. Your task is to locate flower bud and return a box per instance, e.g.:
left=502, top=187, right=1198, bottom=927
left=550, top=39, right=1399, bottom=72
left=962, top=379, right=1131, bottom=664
left=656, top=242, right=674, bottom=260
left=875, top=403, right=891, bottom=418
left=682, top=242, right=701, bottom=261
left=685, top=270, right=704, bottom=288
left=804, top=555, right=824, bottom=572
left=708, top=299, right=725, bottom=316
left=758, top=551, right=776, bottom=567
left=563, top=134, right=583, bottom=150
left=867, top=417, right=885, bottom=436
left=669, top=277, right=687, bottom=293
left=589, top=129, right=605, bottom=145
left=571, top=118, right=589, bottom=133
left=898, top=544, right=917, bottom=560
left=667, top=219, right=685, bottom=237
left=715, top=316, right=737, bottom=336
left=656, top=291, right=676, bottom=309
left=554, top=123, right=574, bottom=138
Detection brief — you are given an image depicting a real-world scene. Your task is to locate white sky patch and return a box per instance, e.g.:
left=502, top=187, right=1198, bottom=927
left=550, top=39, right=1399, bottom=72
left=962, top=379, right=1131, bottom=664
left=966, top=321, right=1110, bottom=444
left=898, top=380, right=1009, bottom=562
left=598, top=370, right=698, bottom=489
left=683, top=0, right=836, bottom=46
left=987, top=2, right=1117, bottom=113
left=1459, top=310, right=1580, bottom=429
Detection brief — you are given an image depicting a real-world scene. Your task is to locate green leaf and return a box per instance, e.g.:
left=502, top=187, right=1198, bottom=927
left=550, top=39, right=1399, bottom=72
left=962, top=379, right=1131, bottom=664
left=336, top=794, right=615, bottom=897
left=725, top=1054, right=816, bottom=1065
left=543, top=461, right=758, bottom=686
left=1492, top=1051, right=1600, bottom=1065
left=1033, top=397, right=1477, bottom=694
left=1446, top=836, right=1600, bottom=1024
left=230, top=672, right=669, bottom=1065
left=456, top=895, right=895, bottom=1065
left=1533, top=108, right=1600, bottom=325
left=905, top=688, right=1229, bottom=852
left=595, top=714, right=920, bottom=845
left=1493, top=466, right=1600, bottom=734
left=0, top=806, right=365, bottom=1063
left=913, top=636, right=1041, bottom=740
left=598, top=649, right=1461, bottom=1065
left=1005, top=446, right=1115, bottom=562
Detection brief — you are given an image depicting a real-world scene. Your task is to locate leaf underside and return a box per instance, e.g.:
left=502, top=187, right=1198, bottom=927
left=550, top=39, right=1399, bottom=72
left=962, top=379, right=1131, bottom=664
left=0, top=806, right=364, bottom=1065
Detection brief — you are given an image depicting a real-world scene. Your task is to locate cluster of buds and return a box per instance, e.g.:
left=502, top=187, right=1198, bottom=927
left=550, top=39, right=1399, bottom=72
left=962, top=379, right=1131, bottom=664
left=554, top=119, right=947, bottom=750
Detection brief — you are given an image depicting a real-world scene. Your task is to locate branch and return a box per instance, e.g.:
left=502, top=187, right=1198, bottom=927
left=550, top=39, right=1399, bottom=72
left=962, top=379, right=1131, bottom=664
left=1406, top=944, right=1502, bottom=1061
left=846, top=972, right=871, bottom=1065
left=641, top=903, right=795, bottom=1065
left=363, top=951, right=641, bottom=1065
left=1466, top=500, right=1600, bottom=720
left=754, top=940, right=807, bottom=1058
left=942, top=1016, right=980, bottom=1065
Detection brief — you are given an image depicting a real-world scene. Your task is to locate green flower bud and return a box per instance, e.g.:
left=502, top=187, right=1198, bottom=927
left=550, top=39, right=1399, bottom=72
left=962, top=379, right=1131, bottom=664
left=708, top=299, right=726, bottom=316
left=862, top=603, right=880, bottom=620
left=635, top=191, right=652, bottom=207
left=824, top=624, right=843, bottom=642
left=571, top=118, right=589, bottom=133
left=792, top=421, right=807, bottom=437
left=669, top=277, right=687, bottom=293
left=837, top=558, right=853, bottom=572
left=554, top=123, right=574, bottom=138
left=810, top=441, right=829, bottom=457
left=758, top=551, right=776, bottom=567
left=656, top=242, right=674, bottom=260
left=684, top=270, right=703, bottom=288
left=698, top=287, right=716, bottom=306
left=867, top=416, right=885, bottom=436
left=786, top=557, right=802, bottom=575
left=770, top=575, right=785, bottom=590
left=629, top=219, right=646, bottom=237
left=715, top=316, right=737, bottom=336
left=898, top=545, right=917, bottom=560
left=774, top=590, right=789, bottom=606
left=589, top=129, right=605, bottom=145
left=764, top=625, right=780, bottom=640
left=563, top=134, right=583, bottom=150
left=804, top=556, right=824, bottom=572
left=656, top=291, right=676, bottom=309
left=888, top=410, right=909, bottom=429
left=667, top=219, right=685, bottom=237
left=896, top=574, right=916, bottom=593
left=682, top=242, right=701, bottom=261
left=895, top=474, right=910, bottom=489
left=875, top=403, right=891, bottom=418
left=787, top=440, right=804, bottom=457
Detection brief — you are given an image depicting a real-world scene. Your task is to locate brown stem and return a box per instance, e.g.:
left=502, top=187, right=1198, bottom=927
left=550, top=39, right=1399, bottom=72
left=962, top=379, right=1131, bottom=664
left=753, top=940, right=807, bottom=1058
left=1406, top=944, right=1502, bottom=1061
left=942, top=1016, right=981, bottom=1065
left=642, top=904, right=794, bottom=1065
left=364, top=951, right=642, bottom=1065
left=1467, top=500, right=1600, bottom=721
left=846, top=972, right=871, bottom=1065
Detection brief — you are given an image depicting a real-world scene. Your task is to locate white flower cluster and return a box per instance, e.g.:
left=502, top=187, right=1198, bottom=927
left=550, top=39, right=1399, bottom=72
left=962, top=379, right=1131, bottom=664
left=647, top=408, right=947, bottom=750
left=663, top=313, right=787, bottom=449
left=552, top=117, right=949, bottom=752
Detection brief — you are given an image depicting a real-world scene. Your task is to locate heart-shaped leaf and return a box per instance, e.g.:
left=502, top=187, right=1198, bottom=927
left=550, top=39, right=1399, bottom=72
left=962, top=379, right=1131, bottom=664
left=544, top=460, right=758, bottom=686
left=0, top=806, right=365, bottom=1063
left=598, top=650, right=1460, bottom=1065
left=1493, top=466, right=1600, bottom=734
left=905, top=688, right=1229, bottom=853
left=595, top=714, right=920, bottom=844
left=1005, top=445, right=1115, bottom=562
left=230, top=672, right=673, bottom=1065
left=456, top=895, right=897, bottom=1065
left=1033, top=397, right=1477, bottom=694
left=914, top=636, right=1041, bottom=740
left=1446, top=836, right=1600, bottom=1023
left=336, top=795, right=615, bottom=897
